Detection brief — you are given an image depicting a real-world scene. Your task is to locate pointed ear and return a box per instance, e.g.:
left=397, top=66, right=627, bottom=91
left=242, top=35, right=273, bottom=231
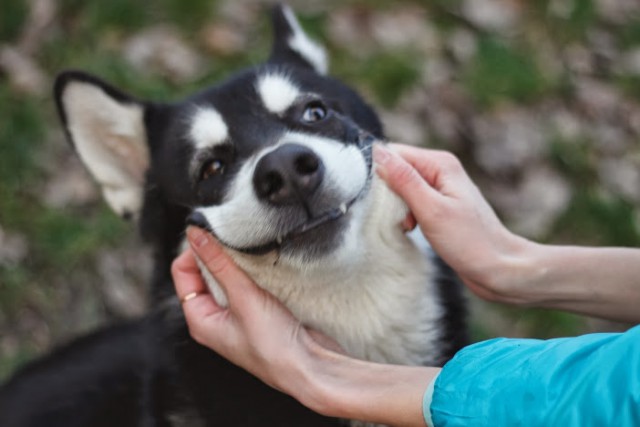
left=269, top=4, right=328, bottom=74
left=54, top=71, right=150, bottom=220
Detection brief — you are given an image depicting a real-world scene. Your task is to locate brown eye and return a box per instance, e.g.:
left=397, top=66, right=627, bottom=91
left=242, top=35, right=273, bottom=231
left=200, top=159, right=225, bottom=180
left=301, top=102, right=327, bottom=123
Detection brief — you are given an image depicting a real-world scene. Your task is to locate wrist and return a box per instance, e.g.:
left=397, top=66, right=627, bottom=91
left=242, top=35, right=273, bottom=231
left=299, top=340, right=436, bottom=426
left=481, top=232, right=542, bottom=306
left=283, top=336, right=348, bottom=417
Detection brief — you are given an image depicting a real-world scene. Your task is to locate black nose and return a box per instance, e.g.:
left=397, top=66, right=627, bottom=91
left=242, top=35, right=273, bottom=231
left=253, top=144, right=324, bottom=205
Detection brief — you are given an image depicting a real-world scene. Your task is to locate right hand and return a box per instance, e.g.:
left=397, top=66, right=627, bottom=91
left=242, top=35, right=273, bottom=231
left=374, top=144, right=531, bottom=304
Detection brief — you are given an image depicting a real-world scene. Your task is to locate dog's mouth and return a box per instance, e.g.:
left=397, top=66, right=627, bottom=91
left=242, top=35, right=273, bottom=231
left=187, top=195, right=360, bottom=256
left=187, top=132, right=377, bottom=256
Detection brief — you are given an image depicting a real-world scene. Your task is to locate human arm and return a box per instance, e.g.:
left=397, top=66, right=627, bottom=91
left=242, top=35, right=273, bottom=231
left=172, top=229, right=640, bottom=427
left=171, top=145, right=640, bottom=427
left=172, top=227, right=439, bottom=427
left=374, top=144, right=640, bottom=323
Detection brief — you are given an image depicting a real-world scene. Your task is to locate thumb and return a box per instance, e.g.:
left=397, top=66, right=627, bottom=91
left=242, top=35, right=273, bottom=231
left=186, top=226, right=261, bottom=309
left=373, top=144, right=441, bottom=215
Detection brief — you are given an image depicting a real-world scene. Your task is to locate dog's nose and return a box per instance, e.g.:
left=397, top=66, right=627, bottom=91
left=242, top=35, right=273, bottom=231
left=253, top=144, right=324, bottom=205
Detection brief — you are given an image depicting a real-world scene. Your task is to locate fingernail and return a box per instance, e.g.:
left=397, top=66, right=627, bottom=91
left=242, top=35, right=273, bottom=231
left=187, top=226, right=209, bottom=248
left=373, top=144, right=391, bottom=165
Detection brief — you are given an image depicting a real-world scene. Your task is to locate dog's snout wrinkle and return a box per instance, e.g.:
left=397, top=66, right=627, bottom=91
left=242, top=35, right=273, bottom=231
left=253, top=144, right=325, bottom=205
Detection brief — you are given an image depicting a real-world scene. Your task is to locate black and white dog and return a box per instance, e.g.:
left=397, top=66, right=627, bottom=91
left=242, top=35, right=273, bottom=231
left=0, top=5, right=467, bottom=427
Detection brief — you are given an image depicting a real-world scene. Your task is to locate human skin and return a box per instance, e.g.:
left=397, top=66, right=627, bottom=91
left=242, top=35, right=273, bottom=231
left=377, top=144, right=640, bottom=323
left=173, top=229, right=439, bottom=426
left=172, top=143, right=640, bottom=426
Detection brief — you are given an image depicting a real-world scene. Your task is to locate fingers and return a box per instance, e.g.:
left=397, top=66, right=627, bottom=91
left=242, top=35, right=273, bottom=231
left=186, top=226, right=261, bottom=309
left=388, top=143, right=467, bottom=190
left=171, top=249, right=223, bottom=323
left=172, top=249, right=208, bottom=300
left=373, top=144, right=441, bottom=216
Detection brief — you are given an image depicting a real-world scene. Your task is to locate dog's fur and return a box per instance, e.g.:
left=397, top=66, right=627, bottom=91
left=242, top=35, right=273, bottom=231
left=0, top=5, right=467, bottom=427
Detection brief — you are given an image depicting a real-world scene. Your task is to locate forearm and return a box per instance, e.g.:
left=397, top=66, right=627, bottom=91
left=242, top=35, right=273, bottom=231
left=499, top=241, right=640, bottom=322
left=299, top=343, right=439, bottom=426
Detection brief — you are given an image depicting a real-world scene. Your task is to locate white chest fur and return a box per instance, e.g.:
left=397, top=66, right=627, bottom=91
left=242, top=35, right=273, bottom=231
left=198, top=178, right=444, bottom=367
left=194, top=178, right=444, bottom=427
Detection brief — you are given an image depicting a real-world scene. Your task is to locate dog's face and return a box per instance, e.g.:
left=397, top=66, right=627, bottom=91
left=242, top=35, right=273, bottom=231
left=55, top=6, right=405, bottom=276
left=181, top=67, right=382, bottom=262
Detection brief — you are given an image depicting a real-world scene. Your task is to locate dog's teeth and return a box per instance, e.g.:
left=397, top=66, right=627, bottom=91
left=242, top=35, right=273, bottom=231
left=276, top=236, right=283, bottom=245
left=339, top=203, right=348, bottom=214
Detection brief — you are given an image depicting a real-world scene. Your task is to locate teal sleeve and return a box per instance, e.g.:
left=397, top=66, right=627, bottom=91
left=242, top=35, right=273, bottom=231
left=429, top=325, right=640, bottom=427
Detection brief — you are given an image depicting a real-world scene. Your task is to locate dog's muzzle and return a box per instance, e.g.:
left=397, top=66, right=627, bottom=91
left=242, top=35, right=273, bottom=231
left=187, top=132, right=377, bottom=256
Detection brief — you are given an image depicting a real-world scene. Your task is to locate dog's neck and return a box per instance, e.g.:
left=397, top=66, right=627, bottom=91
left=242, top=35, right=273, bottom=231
left=198, top=178, right=444, bottom=366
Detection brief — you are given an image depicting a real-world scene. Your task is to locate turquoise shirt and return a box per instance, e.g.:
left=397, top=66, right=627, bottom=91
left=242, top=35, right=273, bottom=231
left=424, top=325, right=640, bottom=426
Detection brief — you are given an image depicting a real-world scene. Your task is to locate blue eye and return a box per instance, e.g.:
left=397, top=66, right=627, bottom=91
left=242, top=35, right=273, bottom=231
left=301, top=102, right=327, bottom=123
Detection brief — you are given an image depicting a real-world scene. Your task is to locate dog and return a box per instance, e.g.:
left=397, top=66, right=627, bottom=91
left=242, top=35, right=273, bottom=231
left=0, top=5, right=467, bottom=426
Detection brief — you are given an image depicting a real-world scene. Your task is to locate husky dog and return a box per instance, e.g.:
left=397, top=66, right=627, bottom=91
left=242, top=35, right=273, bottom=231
left=0, top=5, right=466, bottom=426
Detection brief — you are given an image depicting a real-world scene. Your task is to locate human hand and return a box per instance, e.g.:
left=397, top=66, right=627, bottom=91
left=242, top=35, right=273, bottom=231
left=172, top=226, right=439, bottom=425
left=171, top=227, right=342, bottom=404
left=374, top=144, right=532, bottom=304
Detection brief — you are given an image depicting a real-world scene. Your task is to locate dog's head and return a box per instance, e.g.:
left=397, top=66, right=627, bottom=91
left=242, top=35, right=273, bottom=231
left=55, top=5, right=408, bottom=282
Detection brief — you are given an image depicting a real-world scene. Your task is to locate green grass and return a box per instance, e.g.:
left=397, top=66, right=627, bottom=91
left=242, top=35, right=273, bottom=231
left=33, top=207, right=128, bottom=267
left=334, top=50, right=421, bottom=108
left=615, top=75, right=640, bottom=100
left=549, top=136, right=640, bottom=247
left=159, top=0, right=218, bottom=30
left=471, top=304, right=585, bottom=342
left=463, top=37, right=549, bottom=107
left=560, top=0, right=598, bottom=41
left=549, top=138, right=596, bottom=184
left=619, top=19, right=640, bottom=47
left=0, top=0, right=29, bottom=41
left=0, top=89, right=45, bottom=190
left=58, top=0, right=218, bottom=33
left=0, top=345, right=38, bottom=382
left=0, top=84, right=127, bottom=268
left=0, top=266, right=32, bottom=317
left=552, top=190, right=640, bottom=247
left=531, top=0, right=598, bottom=43
left=1, top=0, right=638, bottom=381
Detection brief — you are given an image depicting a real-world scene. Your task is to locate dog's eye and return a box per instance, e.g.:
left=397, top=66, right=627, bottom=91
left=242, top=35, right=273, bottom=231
left=301, top=102, right=327, bottom=123
left=200, top=159, right=225, bottom=181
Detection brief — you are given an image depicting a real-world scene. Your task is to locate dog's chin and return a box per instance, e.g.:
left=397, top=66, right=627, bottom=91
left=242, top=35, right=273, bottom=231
left=220, top=206, right=351, bottom=259
left=276, top=212, right=348, bottom=259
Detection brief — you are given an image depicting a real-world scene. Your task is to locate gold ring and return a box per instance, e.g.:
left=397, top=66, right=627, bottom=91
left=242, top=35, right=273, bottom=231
left=181, top=291, right=201, bottom=304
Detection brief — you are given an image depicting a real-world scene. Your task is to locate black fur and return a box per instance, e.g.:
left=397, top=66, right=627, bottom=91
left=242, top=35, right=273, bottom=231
left=0, top=5, right=466, bottom=426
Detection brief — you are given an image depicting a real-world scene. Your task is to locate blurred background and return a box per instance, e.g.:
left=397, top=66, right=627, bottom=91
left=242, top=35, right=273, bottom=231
left=1, top=0, right=639, bottom=381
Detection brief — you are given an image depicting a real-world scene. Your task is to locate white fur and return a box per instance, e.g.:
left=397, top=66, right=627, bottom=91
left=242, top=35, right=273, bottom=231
left=196, top=132, right=368, bottom=251
left=284, top=131, right=368, bottom=201
left=201, top=176, right=443, bottom=366
left=256, top=72, right=301, bottom=115
left=195, top=137, right=444, bottom=367
left=282, top=5, right=328, bottom=75
left=189, top=107, right=229, bottom=150
left=62, top=82, right=148, bottom=219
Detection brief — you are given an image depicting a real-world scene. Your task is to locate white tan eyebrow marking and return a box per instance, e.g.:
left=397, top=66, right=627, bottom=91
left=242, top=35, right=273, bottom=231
left=255, top=72, right=301, bottom=115
left=189, top=107, right=229, bottom=150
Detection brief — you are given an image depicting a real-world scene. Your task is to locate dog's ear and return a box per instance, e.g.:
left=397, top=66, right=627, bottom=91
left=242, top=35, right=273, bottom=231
left=54, top=71, right=150, bottom=220
left=268, top=4, right=328, bottom=75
